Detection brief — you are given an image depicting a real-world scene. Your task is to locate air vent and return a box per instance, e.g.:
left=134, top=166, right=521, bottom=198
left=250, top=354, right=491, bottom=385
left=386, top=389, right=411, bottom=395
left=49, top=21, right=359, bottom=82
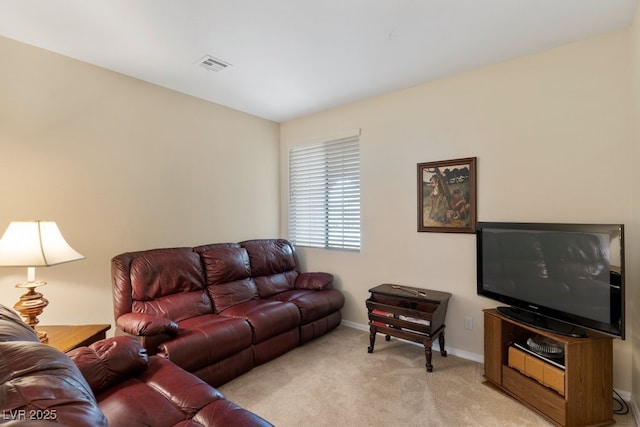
left=197, top=55, right=231, bottom=72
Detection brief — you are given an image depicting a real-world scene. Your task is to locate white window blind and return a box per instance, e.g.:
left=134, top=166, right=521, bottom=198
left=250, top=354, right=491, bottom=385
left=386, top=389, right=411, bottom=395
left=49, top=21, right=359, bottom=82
left=289, top=135, right=360, bottom=251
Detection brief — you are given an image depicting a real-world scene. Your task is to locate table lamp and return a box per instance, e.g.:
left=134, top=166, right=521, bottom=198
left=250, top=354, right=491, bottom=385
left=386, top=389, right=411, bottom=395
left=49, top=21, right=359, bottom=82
left=0, top=220, right=84, bottom=342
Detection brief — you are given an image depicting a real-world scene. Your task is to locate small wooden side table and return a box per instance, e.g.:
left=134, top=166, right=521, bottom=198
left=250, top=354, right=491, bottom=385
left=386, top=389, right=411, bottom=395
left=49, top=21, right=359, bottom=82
left=41, top=324, right=111, bottom=353
left=366, top=284, right=451, bottom=372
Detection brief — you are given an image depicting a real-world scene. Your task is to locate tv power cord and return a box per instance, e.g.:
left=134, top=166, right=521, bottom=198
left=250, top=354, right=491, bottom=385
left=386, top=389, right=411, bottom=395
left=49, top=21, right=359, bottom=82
left=613, top=389, right=629, bottom=415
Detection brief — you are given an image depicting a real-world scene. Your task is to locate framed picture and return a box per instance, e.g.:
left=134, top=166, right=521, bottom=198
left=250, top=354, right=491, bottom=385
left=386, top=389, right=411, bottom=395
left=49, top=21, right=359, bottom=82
left=417, top=157, right=477, bottom=233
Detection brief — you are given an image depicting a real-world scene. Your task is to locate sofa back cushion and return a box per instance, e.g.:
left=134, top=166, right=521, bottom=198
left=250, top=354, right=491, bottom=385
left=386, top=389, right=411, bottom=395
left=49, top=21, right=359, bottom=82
left=113, top=248, right=212, bottom=322
left=195, top=244, right=259, bottom=313
left=240, top=239, right=299, bottom=298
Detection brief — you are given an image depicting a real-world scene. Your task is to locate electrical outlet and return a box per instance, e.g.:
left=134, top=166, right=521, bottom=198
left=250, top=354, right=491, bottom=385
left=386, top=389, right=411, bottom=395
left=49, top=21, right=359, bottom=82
left=464, top=316, right=473, bottom=330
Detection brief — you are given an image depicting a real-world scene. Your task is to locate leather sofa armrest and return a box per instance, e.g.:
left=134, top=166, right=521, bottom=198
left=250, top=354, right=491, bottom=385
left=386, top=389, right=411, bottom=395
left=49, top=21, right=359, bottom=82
left=116, top=313, right=179, bottom=336
left=68, top=336, right=148, bottom=394
left=294, top=272, right=334, bottom=290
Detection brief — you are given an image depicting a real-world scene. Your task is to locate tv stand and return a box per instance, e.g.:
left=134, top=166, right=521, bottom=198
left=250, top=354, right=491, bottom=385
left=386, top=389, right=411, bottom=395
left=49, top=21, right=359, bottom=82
left=496, top=306, right=588, bottom=338
left=484, top=308, right=613, bottom=426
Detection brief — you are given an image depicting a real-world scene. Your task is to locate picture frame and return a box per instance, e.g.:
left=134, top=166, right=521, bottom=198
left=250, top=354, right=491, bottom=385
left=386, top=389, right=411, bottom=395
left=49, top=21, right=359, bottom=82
left=417, top=157, right=477, bottom=233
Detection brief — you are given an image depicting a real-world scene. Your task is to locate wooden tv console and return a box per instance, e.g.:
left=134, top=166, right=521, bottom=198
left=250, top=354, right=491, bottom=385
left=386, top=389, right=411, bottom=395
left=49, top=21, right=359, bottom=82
left=483, top=309, right=613, bottom=427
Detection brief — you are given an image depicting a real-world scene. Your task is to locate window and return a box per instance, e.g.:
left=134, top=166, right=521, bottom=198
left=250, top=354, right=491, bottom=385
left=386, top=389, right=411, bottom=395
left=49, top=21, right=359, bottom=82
left=288, top=133, right=360, bottom=251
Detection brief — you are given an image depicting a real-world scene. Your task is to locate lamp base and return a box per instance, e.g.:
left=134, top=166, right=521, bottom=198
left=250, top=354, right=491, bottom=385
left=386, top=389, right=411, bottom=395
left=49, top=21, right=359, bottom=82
left=35, top=328, right=49, bottom=343
left=14, top=281, right=49, bottom=343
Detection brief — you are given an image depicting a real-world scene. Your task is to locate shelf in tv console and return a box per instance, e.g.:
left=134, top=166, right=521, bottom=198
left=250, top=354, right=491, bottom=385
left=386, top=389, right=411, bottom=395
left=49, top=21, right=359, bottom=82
left=511, top=341, right=565, bottom=370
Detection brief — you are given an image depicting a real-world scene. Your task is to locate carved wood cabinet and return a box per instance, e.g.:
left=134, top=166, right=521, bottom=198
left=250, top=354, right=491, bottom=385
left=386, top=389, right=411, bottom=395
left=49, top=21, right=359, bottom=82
left=366, top=284, right=451, bottom=372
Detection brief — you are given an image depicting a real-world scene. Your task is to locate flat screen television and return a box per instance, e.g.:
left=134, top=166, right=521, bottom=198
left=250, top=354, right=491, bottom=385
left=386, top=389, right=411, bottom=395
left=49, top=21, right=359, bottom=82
left=476, top=222, right=625, bottom=339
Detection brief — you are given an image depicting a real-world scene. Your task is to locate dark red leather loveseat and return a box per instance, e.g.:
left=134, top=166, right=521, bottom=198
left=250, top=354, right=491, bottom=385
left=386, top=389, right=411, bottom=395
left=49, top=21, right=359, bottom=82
left=112, top=239, right=345, bottom=386
left=0, top=304, right=271, bottom=426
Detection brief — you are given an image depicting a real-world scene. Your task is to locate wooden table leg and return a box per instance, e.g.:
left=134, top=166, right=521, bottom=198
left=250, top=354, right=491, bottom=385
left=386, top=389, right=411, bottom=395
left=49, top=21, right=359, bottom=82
left=368, top=326, right=376, bottom=353
left=424, top=343, right=433, bottom=372
left=438, top=329, right=447, bottom=357
left=424, top=329, right=447, bottom=372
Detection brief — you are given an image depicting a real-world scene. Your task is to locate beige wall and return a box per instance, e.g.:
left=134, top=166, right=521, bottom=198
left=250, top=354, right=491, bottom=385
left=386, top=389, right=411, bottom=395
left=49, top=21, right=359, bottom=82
left=1, top=16, right=637, bottom=399
left=281, top=30, right=634, bottom=392
left=630, top=4, right=640, bottom=415
left=0, top=36, right=280, bottom=328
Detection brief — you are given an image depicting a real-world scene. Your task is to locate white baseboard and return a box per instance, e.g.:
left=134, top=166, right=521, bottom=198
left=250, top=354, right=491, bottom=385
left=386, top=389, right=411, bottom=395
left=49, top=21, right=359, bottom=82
left=340, top=319, right=484, bottom=364
left=628, top=395, right=640, bottom=425
left=340, top=319, right=368, bottom=332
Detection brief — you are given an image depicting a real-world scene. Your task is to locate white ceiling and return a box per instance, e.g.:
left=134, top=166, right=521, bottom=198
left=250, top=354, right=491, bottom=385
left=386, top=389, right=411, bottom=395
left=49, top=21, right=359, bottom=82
left=0, top=1, right=636, bottom=122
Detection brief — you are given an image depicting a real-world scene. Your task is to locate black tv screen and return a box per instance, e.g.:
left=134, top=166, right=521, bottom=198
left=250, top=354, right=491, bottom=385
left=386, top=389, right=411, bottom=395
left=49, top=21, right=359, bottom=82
left=476, top=222, right=625, bottom=339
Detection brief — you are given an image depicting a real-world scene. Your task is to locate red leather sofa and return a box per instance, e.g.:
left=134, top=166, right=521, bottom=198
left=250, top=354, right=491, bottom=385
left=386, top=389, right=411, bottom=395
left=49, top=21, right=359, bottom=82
left=112, top=239, right=345, bottom=386
left=0, top=305, right=272, bottom=427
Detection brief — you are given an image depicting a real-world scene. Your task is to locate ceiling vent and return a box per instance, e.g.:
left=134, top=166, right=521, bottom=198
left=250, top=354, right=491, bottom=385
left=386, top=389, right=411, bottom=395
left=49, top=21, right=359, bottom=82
left=197, top=55, right=231, bottom=72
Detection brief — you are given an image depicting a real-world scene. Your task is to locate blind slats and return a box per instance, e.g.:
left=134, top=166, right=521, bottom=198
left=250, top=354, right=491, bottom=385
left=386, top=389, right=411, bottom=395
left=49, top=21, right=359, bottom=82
left=289, top=135, right=360, bottom=251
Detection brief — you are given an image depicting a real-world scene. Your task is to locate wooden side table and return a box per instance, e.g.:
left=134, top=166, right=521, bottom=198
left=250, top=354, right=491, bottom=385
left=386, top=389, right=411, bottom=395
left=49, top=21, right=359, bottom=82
left=40, top=324, right=111, bottom=353
left=366, top=284, right=451, bottom=372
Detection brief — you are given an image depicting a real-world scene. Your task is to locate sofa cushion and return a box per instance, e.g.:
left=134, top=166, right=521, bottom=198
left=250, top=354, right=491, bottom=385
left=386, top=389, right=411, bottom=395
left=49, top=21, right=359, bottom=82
left=220, top=300, right=300, bottom=344
left=197, top=244, right=251, bottom=285
left=158, top=314, right=253, bottom=372
left=196, top=245, right=259, bottom=312
left=253, top=271, right=299, bottom=299
left=240, top=239, right=298, bottom=297
left=133, top=291, right=212, bottom=323
left=130, top=249, right=206, bottom=298
left=240, top=239, right=297, bottom=276
left=269, top=289, right=346, bottom=323
left=129, top=249, right=212, bottom=322
left=207, top=279, right=260, bottom=313
left=68, top=336, right=148, bottom=394
left=0, top=341, right=107, bottom=426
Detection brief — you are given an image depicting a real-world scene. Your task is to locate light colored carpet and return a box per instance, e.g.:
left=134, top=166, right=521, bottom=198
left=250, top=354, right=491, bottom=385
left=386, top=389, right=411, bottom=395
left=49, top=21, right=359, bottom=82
left=219, top=325, right=635, bottom=427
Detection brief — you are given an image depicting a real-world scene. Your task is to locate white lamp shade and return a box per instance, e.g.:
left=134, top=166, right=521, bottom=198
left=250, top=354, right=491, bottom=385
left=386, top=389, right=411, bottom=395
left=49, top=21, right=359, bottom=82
left=0, top=221, right=84, bottom=267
